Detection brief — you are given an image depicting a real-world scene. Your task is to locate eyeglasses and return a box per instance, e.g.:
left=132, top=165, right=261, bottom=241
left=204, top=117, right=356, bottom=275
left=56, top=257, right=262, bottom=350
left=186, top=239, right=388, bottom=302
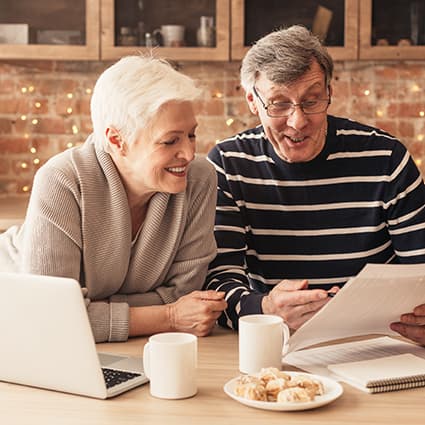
left=252, top=86, right=331, bottom=118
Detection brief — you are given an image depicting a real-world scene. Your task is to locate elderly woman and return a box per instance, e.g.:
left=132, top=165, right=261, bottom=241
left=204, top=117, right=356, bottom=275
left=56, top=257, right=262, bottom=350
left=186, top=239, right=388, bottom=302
left=0, top=56, right=226, bottom=342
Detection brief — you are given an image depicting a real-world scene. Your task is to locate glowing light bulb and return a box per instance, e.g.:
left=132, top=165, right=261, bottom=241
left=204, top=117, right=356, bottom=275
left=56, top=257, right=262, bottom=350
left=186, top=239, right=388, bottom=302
left=22, top=185, right=30, bottom=192
left=364, top=89, right=370, bottom=96
left=411, top=84, right=421, bottom=93
left=31, top=119, right=38, bottom=125
left=67, top=107, right=73, bottom=114
left=376, top=109, right=384, bottom=117
left=67, top=93, right=73, bottom=99
left=66, top=142, right=74, bottom=149
left=28, top=86, right=35, bottom=92
left=20, top=115, right=27, bottom=121
left=21, top=87, right=28, bottom=93
left=33, top=158, right=40, bottom=165
left=419, top=111, right=424, bottom=117
left=213, top=91, right=223, bottom=98
left=72, top=125, right=79, bottom=134
left=85, top=88, right=92, bottom=95
left=415, top=158, right=422, bottom=166
left=35, top=102, right=41, bottom=108
left=21, top=162, right=28, bottom=169
left=30, top=147, right=37, bottom=153
left=417, top=134, right=424, bottom=142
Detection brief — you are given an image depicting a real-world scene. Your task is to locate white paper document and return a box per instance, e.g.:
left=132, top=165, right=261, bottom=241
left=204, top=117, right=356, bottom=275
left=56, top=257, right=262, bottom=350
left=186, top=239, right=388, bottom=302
left=286, top=263, right=425, bottom=354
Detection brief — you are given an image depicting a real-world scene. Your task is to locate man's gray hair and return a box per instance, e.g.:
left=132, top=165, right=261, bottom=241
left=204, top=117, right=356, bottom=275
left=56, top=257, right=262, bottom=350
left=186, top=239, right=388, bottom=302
left=240, top=25, right=334, bottom=91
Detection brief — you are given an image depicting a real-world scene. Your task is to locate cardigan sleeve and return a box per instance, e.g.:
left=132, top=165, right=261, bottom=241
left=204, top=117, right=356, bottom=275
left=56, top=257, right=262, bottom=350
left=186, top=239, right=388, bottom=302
left=16, top=163, right=130, bottom=343
left=19, top=164, right=83, bottom=280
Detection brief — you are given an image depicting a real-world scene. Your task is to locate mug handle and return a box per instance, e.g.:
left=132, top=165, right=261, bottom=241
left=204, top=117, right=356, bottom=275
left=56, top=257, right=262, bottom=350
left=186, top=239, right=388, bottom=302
left=142, top=342, right=151, bottom=379
left=152, top=28, right=162, bottom=45
left=281, top=322, right=290, bottom=356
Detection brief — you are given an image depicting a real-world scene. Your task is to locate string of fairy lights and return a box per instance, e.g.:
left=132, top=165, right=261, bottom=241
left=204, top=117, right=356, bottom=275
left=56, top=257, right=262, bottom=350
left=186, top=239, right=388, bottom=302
left=10, top=79, right=425, bottom=193
left=16, top=84, right=93, bottom=193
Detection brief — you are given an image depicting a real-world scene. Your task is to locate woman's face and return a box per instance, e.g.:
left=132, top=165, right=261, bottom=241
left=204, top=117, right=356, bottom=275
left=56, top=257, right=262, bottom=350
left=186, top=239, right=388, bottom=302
left=113, top=101, right=197, bottom=198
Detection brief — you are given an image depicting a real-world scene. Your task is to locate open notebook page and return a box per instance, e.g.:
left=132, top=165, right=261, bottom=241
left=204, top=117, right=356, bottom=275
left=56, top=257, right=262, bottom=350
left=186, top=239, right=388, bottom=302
left=284, top=336, right=425, bottom=380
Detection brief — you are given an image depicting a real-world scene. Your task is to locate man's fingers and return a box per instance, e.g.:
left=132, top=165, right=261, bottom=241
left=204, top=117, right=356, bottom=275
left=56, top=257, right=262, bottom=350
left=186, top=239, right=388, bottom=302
left=391, top=322, right=425, bottom=344
left=400, top=313, right=425, bottom=326
left=277, top=279, right=309, bottom=291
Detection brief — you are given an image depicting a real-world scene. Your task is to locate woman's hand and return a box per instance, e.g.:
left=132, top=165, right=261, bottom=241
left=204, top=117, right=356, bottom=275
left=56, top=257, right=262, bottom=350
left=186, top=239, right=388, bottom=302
left=390, top=303, right=425, bottom=346
left=167, top=290, right=227, bottom=336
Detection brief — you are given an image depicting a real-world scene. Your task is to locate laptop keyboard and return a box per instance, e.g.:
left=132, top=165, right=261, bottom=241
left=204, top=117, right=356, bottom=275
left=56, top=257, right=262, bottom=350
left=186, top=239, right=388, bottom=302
left=102, top=368, right=142, bottom=389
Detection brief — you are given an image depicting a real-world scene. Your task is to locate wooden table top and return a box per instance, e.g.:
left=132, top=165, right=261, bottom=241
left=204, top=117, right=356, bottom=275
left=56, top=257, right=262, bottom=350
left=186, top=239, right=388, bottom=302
left=0, top=327, right=424, bottom=425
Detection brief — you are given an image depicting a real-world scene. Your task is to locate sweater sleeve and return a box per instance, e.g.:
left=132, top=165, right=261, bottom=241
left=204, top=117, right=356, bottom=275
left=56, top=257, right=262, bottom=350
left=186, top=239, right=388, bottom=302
left=383, top=142, right=425, bottom=262
left=205, top=147, right=266, bottom=330
left=17, top=163, right=129, bottom=343
left=19, top=164, right=83, bottom=279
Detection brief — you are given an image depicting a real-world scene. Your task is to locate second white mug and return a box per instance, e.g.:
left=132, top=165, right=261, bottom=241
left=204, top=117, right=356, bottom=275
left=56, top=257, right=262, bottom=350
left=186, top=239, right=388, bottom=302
left=153, top=25, right=185, bottom=47
left=238, top=314, right=290, bottom=374
left=143, top=332, right=197, bottom=399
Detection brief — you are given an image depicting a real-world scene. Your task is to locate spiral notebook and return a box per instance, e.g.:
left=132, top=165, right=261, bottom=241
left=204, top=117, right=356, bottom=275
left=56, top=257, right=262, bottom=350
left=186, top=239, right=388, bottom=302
left=328, top=354, right=425, bottom=393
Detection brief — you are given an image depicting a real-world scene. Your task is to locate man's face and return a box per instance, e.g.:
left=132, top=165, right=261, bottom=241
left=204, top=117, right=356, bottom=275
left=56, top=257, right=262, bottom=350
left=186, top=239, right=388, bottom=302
left=247, top=60, right=330, bottom=163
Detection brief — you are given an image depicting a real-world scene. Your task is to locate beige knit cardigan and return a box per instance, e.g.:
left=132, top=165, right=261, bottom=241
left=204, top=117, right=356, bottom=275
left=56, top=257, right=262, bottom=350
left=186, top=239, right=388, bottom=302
left=0, top=135, right=217, bottom=342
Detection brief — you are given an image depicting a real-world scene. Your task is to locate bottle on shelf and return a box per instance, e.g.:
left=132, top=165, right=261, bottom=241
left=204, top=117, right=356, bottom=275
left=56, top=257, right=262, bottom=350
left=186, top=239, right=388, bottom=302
left=145, top=32, right=153, bottom=47
left=196, top=16, right=215, bottom=47
left=137, top=0, right=146, bottom=46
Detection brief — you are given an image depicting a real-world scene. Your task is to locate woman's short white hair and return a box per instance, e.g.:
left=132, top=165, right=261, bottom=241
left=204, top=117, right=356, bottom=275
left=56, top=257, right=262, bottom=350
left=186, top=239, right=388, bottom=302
left=91, top=55, right=202, bottom=151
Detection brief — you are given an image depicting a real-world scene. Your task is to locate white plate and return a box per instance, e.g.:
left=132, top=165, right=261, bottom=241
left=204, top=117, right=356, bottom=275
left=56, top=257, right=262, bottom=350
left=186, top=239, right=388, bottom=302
left=223, top=371, right=343, bottom=411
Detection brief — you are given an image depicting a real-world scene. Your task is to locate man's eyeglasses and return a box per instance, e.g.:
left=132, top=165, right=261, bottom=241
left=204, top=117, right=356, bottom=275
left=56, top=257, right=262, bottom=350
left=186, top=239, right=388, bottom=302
left=252, top=86, right=331, bottom=118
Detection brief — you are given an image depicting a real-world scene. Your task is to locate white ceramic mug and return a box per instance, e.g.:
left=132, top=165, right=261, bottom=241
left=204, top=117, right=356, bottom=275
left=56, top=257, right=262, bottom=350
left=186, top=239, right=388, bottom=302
left=153, top=25, right=185, bottom=47
left=238, top=314, right=290, bottom=374
left=143, top=332, right=197, bottom=399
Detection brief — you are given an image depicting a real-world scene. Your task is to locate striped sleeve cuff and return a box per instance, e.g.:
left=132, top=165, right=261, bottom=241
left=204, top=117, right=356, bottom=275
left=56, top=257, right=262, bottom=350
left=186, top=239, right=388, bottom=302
left=240, top=292, right=266, bottom=316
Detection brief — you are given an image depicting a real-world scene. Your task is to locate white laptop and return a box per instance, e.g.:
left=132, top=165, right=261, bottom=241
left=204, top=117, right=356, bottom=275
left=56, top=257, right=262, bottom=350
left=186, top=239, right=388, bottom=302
left=0, top=272, right=148, bottom=399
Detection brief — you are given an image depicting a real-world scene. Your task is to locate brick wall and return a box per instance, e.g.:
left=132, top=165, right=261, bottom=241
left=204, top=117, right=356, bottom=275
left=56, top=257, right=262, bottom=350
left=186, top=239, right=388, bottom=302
left=0, top=59, right=424, bottom=195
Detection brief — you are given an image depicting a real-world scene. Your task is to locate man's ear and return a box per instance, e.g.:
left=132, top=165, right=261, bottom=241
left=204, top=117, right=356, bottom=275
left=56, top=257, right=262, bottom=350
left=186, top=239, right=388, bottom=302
left=246, top=90, right=258, bottom=115
left=105, top=127, right=126, bottom=154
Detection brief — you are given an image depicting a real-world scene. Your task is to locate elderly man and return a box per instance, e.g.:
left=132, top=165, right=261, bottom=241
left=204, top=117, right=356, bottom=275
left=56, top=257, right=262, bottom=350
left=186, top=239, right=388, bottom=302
left=205, top=25, right=425, bottom=346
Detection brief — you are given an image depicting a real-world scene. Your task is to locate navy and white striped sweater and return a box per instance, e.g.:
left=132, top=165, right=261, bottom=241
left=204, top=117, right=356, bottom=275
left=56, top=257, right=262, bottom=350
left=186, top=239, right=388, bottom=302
left=205, top=115, right=425, bottom=329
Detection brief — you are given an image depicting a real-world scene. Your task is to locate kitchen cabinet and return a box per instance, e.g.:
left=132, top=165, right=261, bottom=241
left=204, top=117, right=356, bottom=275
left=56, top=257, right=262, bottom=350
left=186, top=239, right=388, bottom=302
left=1, top=0, right=424, bottom=62
left=230, top=0, right=359, bottom=61
left=359, top=0, right=425, bottom=60
left=0, top=0, right=99, bottom=60
left=100, top=0, right=230, bottom=61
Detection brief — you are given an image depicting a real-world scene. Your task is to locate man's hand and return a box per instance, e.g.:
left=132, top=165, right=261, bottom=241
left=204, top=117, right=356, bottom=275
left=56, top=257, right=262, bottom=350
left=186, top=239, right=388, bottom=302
left=390, top=303, right=425, bottom=346
left=261, top=279, right=338, bottom=330
left=167, top=290, right=227, bottom=337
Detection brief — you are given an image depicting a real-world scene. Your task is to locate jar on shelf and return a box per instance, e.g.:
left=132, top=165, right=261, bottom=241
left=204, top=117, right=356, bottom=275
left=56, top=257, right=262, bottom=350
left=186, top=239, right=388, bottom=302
left=196, top=16, right=214, bottom=47
left=118, top=27, right=138, bottom=46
